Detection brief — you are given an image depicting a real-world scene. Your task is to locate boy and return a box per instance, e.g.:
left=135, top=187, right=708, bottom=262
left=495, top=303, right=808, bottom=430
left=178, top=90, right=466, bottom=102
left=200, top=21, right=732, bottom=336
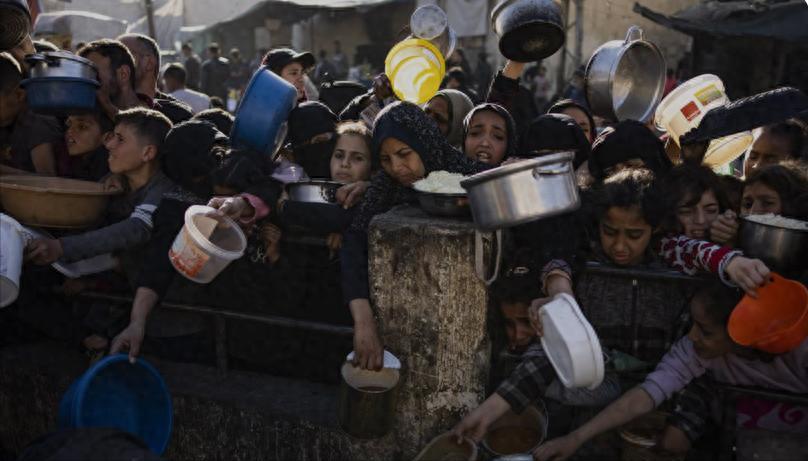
left=0, top=52, right=62, bottom=174
left=27, top=108, right=174, bottom=267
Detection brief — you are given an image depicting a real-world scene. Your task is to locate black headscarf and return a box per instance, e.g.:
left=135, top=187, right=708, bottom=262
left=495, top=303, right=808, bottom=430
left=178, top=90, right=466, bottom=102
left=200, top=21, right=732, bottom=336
left=462, top=103, right=518, bottom=162
left=548, top=99, right=596, bottom=142
left=161, top=120, right=229, bottom=197
left=352, top=101, right=489, bottom=231
left=287, top=101, right=337, bottom=178
left=520, top=113, right=590, bottom=169
left=588, top=120, right=672, bottom=182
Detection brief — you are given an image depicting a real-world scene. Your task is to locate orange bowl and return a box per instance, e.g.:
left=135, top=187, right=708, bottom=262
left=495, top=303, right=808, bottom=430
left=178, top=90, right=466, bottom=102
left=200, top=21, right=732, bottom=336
left=728, top=273, right=808, bottom=354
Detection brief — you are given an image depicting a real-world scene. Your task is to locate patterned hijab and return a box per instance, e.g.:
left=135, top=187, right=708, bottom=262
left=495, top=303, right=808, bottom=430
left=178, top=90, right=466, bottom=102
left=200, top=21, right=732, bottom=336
left=351, top=101, right=489, bottom=231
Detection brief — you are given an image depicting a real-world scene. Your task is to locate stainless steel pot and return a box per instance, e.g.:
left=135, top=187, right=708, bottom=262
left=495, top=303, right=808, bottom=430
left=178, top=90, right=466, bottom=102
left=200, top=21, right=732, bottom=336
left=25, top=52, right=99, bottom=81
left=337, top=361, right=400, bottom=439
left=584, top=26, right=665, bottom=123
left=416, top=191, right=470, bottom=218
left=0, top=0, right=31, bottom=50
left=460, top=151, right=579, bottom=231
left=286, top=180, right=342, bottom=205
left=491, top=0, right=565, bottom=62
left=739, top=217, right=808, bottom=274
left=409, top=4, right=457, bottom=60
left=482, top=400, right=548, bottom=457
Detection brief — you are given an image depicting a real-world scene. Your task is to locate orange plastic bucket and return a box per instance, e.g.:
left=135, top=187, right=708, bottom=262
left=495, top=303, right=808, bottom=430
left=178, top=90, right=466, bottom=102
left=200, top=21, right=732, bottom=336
left=385, top=38, right=445, bottom=105
left=729, top=273, right=808, bottom=354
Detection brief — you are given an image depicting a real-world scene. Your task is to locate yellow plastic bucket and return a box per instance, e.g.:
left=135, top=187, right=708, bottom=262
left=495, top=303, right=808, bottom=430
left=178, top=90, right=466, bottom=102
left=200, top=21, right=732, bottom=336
left=385, top=38, right=445, bottom=105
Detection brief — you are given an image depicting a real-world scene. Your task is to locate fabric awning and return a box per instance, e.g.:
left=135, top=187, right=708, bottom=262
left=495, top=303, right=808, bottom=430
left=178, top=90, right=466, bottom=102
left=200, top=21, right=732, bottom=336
left=633, top=0, right=808, bottom=42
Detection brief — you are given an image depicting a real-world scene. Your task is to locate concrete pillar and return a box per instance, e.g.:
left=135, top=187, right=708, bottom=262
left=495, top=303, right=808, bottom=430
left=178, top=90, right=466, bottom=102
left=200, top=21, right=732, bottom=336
left=360, top=205, right=491, bottom=460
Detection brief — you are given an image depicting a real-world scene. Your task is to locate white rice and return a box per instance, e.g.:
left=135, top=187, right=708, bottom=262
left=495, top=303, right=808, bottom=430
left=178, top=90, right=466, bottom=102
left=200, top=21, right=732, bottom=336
left=745, top=213, right=808, bottom=231
left=413, top=171, right=466, bottom=194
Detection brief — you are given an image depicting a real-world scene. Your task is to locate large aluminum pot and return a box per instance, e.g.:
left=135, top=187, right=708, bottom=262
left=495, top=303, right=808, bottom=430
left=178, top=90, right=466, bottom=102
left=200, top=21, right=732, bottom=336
left=491, top=0, right=565, bottom=62
left=0, top=0, right=31, bottom=50
left=409, top=4, right=457, bottom=60
left=460, top=151, right=579, bottom=231
left=585, top=26, right=665, bottom=123
left=230, top=67, right=297, bottom=157
left=22, top=52, right=100, bottom=115
left=286, top=180, right=342, bottom=205
left=337, top=351, right=401, bottom=439
left=739, top=217, right=808, bottom=275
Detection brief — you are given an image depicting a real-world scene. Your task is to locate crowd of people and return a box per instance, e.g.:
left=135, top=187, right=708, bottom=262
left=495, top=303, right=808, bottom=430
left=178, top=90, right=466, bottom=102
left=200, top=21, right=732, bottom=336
left=2, top=28, right=808, bottom=460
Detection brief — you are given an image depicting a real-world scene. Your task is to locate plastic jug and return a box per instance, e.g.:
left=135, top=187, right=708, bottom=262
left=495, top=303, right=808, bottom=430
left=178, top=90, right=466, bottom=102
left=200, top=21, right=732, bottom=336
left=655, top=74, right=753, bottom=168
left=385, top=38, right=445, bottom=105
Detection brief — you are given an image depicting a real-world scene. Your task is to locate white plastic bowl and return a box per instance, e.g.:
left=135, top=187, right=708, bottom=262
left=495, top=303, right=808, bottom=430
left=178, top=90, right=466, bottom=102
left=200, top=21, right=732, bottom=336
left=539, top=293, right=605, bottom=389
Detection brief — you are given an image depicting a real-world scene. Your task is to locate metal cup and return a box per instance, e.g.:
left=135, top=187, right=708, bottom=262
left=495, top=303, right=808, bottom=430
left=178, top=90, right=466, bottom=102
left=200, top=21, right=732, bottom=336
left=337, top=361, right=400, bottom=439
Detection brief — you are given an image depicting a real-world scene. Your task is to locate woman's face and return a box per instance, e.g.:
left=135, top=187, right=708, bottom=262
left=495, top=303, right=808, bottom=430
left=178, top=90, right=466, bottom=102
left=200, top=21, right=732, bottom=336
left=560, top=107, right=593, bottom=143
left=330, top=134, right=371, bottom=184
left=65, top=115, right=105, bottom=156
left=687, top=297, right=733, bottom=359
left=501, top=301, right=533, bottom=354
left=379, top=137, right=426, bottom=186
left=464, top=110, right=508, bottom=165
left=599, top=206, right=653, bottom=266
left=425, top=96, right=450, bottom=137
left=281, top=62, right=306, bottom=99
left=741, top=182, right=782, bottom=216
left=676, top=189, right=720, bottom=240
left=743, top=129, right=794, bottom=177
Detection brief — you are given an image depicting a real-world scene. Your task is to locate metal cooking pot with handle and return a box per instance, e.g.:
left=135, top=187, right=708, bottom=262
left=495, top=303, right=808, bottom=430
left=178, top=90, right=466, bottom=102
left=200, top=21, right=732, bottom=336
left=739, top=217, right=808, bottom=274
left=26, top=52, right=99, bottom=80
left=0, top=0, right=31, bottom=50
left=491, top=0, right=565, bottom=62
left=22, top=52, right=100, bottom=114
left=585, top=26, right=665, bottom=123
left=286, top=180, right=342, bottom=205
left=461, top=151, right=580, bottom=231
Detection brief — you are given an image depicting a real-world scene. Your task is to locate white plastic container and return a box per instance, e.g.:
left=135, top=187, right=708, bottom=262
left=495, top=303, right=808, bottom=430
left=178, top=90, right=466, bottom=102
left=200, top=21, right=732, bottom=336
left=539, top=293, right=605, bottom=389
left=168, top=205, right=246, bottom=284
left=655, top=74, right=753, bottom=167
left=0, top=213, right=30, bottom=308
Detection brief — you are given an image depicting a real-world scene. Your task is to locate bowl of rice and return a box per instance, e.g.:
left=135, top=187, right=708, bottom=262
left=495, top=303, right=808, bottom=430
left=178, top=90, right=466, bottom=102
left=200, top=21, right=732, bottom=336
left=739, top=214, right=808, bottom=273
left=413, top=171, right=470, bottom=217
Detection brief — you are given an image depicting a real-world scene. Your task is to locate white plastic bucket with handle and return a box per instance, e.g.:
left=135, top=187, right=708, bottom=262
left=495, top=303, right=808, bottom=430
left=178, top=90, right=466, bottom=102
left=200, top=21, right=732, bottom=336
left=168, top=205, right=246, bottom=284
left=655, top=74, right=753, bottom=167
left=0, top=213, right=30, bottom=308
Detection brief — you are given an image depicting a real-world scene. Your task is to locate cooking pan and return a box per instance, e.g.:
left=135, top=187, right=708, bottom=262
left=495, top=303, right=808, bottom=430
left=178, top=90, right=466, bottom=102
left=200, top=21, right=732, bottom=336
left=491, top=0, right=565, bottom=62
left=585, top=26, right=665, bottom=123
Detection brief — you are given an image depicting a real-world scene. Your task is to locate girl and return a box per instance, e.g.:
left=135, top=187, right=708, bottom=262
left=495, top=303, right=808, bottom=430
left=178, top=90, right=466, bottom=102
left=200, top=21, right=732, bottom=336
left=534, top=281, right=808, bottom=461
left=743, top=120, right=807, bottom=177
left=61, top=111, right=113, bottom=181
left=588, top=120, right=673, bottom=182
left=425, top=89, right=474, bottom=148
left=462, top=103, right=516, bottom=166
left=548, top=98, right=597, bottom=144
left=342, top=101, right=490, bottom=370
left=663, top=164, right=731, bottom=241
left=711, top=163, right=808, bottom=246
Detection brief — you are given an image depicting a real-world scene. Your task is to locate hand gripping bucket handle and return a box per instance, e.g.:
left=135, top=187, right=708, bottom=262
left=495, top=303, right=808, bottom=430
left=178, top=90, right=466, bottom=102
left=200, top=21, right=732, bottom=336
left=475, top=230, right=502, bottom=286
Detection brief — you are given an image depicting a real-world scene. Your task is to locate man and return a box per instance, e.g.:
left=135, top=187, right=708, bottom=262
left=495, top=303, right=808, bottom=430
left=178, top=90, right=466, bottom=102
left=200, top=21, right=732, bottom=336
left=313, top=49, right=337, bottom=84
left=228, top=48, right=249, bottom=93
left=330, top=40, right=348, bottom=80
left=181, top=42, right=201, bottom=90
left=78, top=39, right=145, bottom=120
left=163, top=63, right=210, bottom=114
left=200, top=43, right=230, bottom=102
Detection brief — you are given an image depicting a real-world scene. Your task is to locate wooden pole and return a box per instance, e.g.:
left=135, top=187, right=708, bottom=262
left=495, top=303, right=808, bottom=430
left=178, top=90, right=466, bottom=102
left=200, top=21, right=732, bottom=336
left=145, top=0, right=157, bottom=40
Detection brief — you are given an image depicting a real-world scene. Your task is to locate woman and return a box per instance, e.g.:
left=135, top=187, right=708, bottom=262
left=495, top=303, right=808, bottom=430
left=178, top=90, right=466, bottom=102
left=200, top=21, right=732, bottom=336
left=342, top=101, right=490, bottom=370
left=548, top=99, right=597, bottom=144
left=425, top=89, right=474, bottom=148
left=285, top=101, right=338, bottom=179
left=462, top=103, right=516, bottom=166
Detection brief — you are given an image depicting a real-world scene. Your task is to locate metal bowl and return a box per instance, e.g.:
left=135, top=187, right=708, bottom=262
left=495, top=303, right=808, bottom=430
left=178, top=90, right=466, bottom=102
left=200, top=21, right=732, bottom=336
left=739, top=217, right=808, bottom=274
left=286, top=180, right=342, bottom=205
left=417, top=191, right=470, bottom=218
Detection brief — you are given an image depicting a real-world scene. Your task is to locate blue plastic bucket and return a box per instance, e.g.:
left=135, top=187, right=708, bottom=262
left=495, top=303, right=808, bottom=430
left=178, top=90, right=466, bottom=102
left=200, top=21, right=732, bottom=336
left=21, top=77, right=99, bottom=115
left=57, top=355, right=173, bottom=455
left=230, top=66, right=297, bottom=156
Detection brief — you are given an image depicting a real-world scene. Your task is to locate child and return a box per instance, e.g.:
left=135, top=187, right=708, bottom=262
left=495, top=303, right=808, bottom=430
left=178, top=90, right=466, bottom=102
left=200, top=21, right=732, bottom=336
left=743, top=120, right=807, bottom=177
left=26, top=108, right=174, bottom=267
left=62, top=111, right=113, bottom=181
left=711, top=162, right=808, bottom=246
left=0, top=52, right=62, bottom=175
left=534, top=281, right=808, bottom=461
left=662, top=164, right=731, bottom=241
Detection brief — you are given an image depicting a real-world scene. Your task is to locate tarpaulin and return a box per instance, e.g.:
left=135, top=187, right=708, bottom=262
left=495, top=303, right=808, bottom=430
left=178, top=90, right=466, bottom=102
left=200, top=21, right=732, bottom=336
left=633, top=0, right=808, bottom=42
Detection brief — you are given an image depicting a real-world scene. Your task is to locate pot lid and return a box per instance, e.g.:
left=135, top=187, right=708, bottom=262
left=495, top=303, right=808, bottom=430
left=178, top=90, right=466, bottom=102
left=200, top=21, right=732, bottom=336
left=539, top=293, right=605, bottom=390
left=346, top=349, right=401, bottom=369
left=26, top=51, right=98, bottom=70
left=460, top=151, right=574, bottom=188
